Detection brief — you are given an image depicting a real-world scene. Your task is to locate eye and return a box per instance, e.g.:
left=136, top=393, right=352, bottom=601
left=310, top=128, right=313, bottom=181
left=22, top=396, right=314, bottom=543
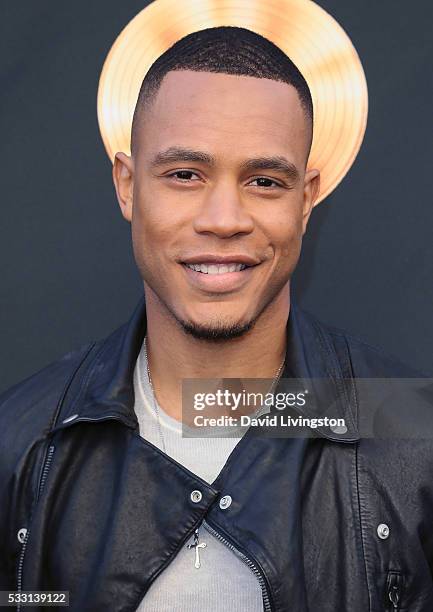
left=167, top=170, right=201, bottom=182
left=248, top=177, right=282, bottom=188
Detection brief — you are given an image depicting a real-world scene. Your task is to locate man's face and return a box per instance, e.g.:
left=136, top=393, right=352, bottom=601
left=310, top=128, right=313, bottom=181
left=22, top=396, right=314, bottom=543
left=114, top=70, right=319, bottom=339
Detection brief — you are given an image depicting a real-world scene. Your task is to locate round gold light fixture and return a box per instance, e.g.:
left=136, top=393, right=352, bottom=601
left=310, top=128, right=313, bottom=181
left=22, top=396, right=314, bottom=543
left=97, top=0, right=368, bottom=204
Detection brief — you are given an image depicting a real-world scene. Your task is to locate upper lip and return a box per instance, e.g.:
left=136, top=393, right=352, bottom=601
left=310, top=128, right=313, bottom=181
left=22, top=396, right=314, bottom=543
left=181, top=254, right=260, bottom=267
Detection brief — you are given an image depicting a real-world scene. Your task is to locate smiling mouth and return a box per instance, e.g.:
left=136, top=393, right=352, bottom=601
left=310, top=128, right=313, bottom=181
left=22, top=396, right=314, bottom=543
left=182, top=262, right=254, bottom=274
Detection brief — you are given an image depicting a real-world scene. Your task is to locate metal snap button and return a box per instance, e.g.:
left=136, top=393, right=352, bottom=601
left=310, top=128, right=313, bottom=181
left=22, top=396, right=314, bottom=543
left=63, top=414, right=79, bottom=423
left=330, top=423, right=348, bottom=434
left=17, top=528, right=27, bottom=544
left=219, top=495, right=232, bottom=510
left=190, top=490, right=202, bottom=503
left=377, top=523, right=390, bottom=539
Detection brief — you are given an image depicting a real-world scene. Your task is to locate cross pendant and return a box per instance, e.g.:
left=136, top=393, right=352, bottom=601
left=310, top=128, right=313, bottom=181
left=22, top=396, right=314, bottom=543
left=187, top=528, right=207, bottom=569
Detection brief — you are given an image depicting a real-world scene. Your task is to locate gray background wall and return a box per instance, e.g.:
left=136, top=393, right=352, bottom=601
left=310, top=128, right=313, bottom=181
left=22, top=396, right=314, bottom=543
left=1, top=0, right=432, bottom=392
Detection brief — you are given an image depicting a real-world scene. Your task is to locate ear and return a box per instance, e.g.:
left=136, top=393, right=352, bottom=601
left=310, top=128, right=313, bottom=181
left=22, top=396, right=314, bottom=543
left=301, top=168, right=320, bottom=235
left=112, top=152, right=134, bottom=222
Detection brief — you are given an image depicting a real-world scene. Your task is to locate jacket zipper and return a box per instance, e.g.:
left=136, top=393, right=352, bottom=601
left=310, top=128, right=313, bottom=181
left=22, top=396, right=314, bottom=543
left=202, top=519, right=273, bottom=612
left=386, top=571, right=403, bottom=610
left=16, top=444, right=56, bottom=611
left=16, top=414, right=131, bottom=608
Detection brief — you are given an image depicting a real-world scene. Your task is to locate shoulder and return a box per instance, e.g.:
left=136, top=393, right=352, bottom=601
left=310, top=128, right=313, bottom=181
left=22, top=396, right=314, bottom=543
left=298, top=306, right=433, bottom=441
left=296, top=305, right=433, bottom=443
left=296, top=304, right=430, bottom=378
left=0, top=340, right=98, bottom=469
left=0, top=341, right=97, bottom=417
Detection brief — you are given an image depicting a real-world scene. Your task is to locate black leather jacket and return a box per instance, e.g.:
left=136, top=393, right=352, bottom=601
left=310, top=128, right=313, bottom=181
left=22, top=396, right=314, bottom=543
left=1, top=295, right=433, bottom=612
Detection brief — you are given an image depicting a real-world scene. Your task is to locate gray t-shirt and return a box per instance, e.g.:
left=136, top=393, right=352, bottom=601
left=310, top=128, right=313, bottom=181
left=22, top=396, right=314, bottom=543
left=133, top=342, right=264, bottom=612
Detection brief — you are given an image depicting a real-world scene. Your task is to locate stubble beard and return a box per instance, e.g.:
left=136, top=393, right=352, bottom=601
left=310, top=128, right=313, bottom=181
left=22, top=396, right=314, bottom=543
left=179, top=314, right=257, bottom=342
left=175, top=289, right=282, bottom=343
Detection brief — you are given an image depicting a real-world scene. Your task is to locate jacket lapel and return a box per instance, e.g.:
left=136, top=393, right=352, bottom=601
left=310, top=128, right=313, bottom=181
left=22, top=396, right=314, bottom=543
left=53, top=293, right=359, bottom=443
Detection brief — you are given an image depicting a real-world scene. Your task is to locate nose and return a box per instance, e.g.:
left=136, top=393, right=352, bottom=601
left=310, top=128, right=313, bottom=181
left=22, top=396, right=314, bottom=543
left=192, top=180, right=254, bottom=238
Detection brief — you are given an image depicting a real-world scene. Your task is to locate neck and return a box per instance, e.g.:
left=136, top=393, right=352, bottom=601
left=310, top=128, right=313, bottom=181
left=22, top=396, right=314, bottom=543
left=142, top=285, right=290, bottom=422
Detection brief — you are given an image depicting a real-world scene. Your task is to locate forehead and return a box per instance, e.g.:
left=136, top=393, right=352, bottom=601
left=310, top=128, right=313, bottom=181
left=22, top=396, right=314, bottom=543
left=138, top=70, right=310, bottom=165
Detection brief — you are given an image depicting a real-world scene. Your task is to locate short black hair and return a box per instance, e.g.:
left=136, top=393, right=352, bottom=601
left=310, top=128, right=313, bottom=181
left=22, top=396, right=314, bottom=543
left=131, top=26, right=313, bottom=158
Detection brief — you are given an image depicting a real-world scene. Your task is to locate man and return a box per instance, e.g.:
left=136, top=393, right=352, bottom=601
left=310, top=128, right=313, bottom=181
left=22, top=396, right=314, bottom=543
left=1, top=25, right=432, bottom=612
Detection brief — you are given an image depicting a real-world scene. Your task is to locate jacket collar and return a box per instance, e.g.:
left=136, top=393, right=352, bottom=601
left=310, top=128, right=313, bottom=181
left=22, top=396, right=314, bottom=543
left=54, top=293, right=359, bottom=443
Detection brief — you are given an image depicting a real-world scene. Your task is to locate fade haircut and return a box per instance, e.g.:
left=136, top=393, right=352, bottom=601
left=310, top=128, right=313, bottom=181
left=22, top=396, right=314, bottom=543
left=130, top=26, right=314, bottom=158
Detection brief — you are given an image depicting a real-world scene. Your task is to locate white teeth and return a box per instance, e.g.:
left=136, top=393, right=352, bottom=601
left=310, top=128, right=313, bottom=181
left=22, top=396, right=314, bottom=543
left=185, top=263, right=247, bottom=274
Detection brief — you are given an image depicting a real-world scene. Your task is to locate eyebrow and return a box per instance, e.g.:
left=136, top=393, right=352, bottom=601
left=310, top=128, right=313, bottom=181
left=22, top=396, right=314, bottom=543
left=240, top=157, right=300, bottom=183
left=150, top=147, right=213, bottom=167
left=149, top=146, right=300, bottom=183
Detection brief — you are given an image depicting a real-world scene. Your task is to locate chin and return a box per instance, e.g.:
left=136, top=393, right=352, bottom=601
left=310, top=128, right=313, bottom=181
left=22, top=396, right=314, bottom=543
left=177, top=306, right=256, bottom=342
left=180, top=319, right=255, bottom=342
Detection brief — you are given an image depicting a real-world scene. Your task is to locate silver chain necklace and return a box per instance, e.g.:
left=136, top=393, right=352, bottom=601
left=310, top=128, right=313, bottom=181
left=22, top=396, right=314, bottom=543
left=142, top=336, right=286, bottom=455
left=143, top=337, right=168, bottom=454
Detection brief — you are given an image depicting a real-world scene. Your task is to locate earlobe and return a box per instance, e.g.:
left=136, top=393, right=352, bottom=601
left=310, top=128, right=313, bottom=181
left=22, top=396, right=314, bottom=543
left=113, top=152, right=134, bottom=223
